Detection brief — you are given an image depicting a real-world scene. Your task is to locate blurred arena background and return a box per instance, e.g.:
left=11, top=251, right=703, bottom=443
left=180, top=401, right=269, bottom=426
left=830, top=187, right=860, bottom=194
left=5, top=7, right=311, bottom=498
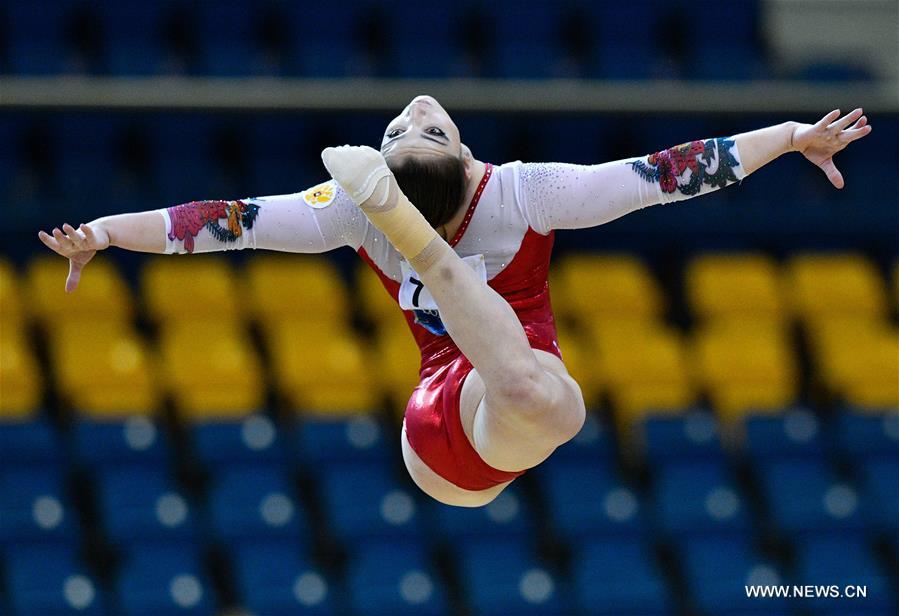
left=0, top=0, right=898, bottom=614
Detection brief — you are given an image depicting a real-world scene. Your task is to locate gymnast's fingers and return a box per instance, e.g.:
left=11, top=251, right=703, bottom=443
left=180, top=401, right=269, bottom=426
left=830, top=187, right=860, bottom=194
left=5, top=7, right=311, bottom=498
left=38, top=230, right=63, bottom=253
left=816, top=109, right=841, bottom=128
left=829, top=108, right=863, bottom=132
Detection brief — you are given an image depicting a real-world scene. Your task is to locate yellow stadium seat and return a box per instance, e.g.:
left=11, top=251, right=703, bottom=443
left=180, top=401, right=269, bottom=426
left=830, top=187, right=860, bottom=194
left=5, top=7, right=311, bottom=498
left=556, top=325, right=601, bottom=409
left=25, top=255, right=133, bottom=325
left=809, top=319, right=898, bottom=408
left=142, top=256, right=240, bottom=323
left=692, top=320, right=798, bottom=421
left=265, top=320, right=377, bottom=415
left=786, top=254, right=887, bottom=322
left=0, top=259, right=25, bottom=328
left=591, top=322, right=695, bottom=432
left=356, top=263, right=404, bottom=328
left=374, top=322, right=422, bottom=418
left=48, top=321, right=158, bottom=416
left=893, top=261, right=899, bottom=313
left=685, top=253, right=784, bottom=322
left=157, top=320, right=264, bottom=419
left=555, top=254, right=663, bottom=324
left=0, top=329, right=41, bottom=418
left=246, top=256, right=349, bottom=324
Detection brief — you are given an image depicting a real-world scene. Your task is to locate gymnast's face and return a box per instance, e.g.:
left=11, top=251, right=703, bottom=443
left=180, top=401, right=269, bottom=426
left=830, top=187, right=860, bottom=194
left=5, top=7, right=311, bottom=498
left=380, top=95, right=463, bottom=161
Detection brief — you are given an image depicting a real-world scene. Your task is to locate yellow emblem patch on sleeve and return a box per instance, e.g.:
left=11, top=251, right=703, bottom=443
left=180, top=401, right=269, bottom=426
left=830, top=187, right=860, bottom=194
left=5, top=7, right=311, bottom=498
left=302, top=180, right=337, bottom=209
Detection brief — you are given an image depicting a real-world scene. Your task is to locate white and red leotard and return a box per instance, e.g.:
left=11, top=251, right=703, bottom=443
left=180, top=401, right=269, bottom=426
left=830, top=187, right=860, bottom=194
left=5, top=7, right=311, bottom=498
left=158, top=138, right=746, bottom=489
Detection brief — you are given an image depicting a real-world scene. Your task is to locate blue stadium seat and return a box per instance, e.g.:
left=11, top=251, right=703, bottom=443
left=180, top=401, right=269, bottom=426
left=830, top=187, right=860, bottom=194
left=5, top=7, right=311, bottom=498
left=101, top=2, right=167, bottom=75
left=793, top=536, right=895, bottom=614
left=286, top=2, right=361, bottom=77
left=190, top=415, right=285, bottom=469
left=592, top=4, right=658, bottom=79
left=319, top=463, right=423, bottom=545
left=96, top=467, right=196, bottom=546
left=859, top=460, right=899, bottom=533
left=540, top=412, right=615, bottom=466
left=149, top=115, right=217, bottom=204
left=642, top=411, right=725, bottom=465
left=72, top=417, right=171, bottom=471
left=0, top=468, right=76, bottom=547
left=206, top=466, right=307, bottom=549
left=573, top=536, right=672, bottom=615
left=117, top=545, right=215, bottom=615
left=247, top=116, right=311, bottom=194
left=7, top=0, right=74, bottom=74
left=834, top=410, right=899, bottom=462
left=651, top=461, right=748, bottom=538
left=456, top=538, right=568, bottom=615
left=427, top=486, right=533, bottom=543
left=5, top=545, right=104, bottom=615
left=757, top=459, right=865, bottom=536
left=292, top=416, right=391, bottom=468
left=231, top=541, right=334, bottom=616
left=346, top=541, right=449, bottom=616
left=195, top=2, right=267, bottom=76
left=678, top=536, right=788, bottom=615
left=494, top=2, right=565, bottom=78
left=744, top=408, right=827, bottom=461
left=536, top=461, right=643, bottom=542
left=0, top=418, right=62, bottom=471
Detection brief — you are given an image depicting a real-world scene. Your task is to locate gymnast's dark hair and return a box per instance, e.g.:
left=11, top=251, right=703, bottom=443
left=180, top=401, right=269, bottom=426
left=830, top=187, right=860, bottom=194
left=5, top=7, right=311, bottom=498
left=387, top=154, right=467, bottom=229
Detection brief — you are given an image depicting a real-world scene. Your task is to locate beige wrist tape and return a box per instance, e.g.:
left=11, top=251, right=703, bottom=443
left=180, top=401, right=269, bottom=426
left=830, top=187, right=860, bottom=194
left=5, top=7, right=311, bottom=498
left=364, top=183, right=438, bottom=259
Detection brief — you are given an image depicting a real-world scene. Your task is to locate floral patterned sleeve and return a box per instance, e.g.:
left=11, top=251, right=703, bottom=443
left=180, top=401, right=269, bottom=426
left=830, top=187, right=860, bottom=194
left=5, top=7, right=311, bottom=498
left=157, top=179, right=369, bottom=254
left=518, top=137, right=746, bottom=234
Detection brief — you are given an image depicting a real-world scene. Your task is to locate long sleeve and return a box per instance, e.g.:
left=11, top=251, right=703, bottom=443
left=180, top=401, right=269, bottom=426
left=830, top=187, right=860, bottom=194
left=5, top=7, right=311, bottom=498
left=519, top=137, right=747, bottom=234
left=157, top=180, right=369, bottom=254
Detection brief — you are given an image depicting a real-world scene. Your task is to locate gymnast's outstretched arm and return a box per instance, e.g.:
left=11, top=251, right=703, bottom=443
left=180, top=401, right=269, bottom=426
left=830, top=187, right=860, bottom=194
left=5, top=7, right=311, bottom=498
left=520, top=109, right=872, bottom=233
left=38, top=186, right=367, bottom=292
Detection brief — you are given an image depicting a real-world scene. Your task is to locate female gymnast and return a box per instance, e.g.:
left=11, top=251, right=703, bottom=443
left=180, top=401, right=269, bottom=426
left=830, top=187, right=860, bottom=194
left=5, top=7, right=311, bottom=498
left=39, top=97, right=871, bottom=506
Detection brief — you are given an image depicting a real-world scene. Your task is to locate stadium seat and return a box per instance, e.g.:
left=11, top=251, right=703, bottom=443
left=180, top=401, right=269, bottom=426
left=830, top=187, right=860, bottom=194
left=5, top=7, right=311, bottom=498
left=807, top=319, right=899, bottom=408
left=292, top=415, right=391, bottom=468
left=246, top=256, right=349, bottom=324
left=651, top=461, right=748, bottom=538
left=0, top=328, right=42, bottom=418
left=0, top=259, right=25, bottom=329
left=833, top=410, right=899, bottom=462
left=141, top=256, right=241, bottom=323
left=535, top=461, right=643, bottom=542
left=793, top=535, right=895, bottom=613
left=6, top=0, right=73, bottom=75
left=677, top=536, right=788, bottom=615
left=346, top=541, right=449, bottom=616
left=556, top=325, right=602, bottom=408
left=320, top=463, right=423, bottom=545
left=572, top=537, right=671, bottom=615
left=428, top=486, right=534, bottom=543
left=5, top=545, right=104, bottom=615
left=495, top=2, right=566, bottom=78
left=640, top=411, right=724, bottom=465
left=456, top=538, right=569, bottom=615
left=356, top=262, right=407, bottom=328
left=48, top=320, right=159, bottom=415
left=206, top=466, right=307, bottom=549
left=685, top=253, right=784, bottom=323
left=71, top=416, right=171, bottom=471
left=858, top=459, right=899, bottom=532
left=691, top=320, right=798, bottom=420
left=157, top=319, right=264, bottom=418
left=116, top=545, right=215, bottom=615
left=554, top=254, right=663, bottom=324
left=266, top=320, right=377, bottom=414
left=231, top=541, right=334, bottom=615
left=592, top=323, right=696, bottom=428
left=195, top=2, right=271, bottom=76
left=189, top=414, right=285, bottom=470
left=374, top=323, right=422, bottom=413
left=0, top=417, right=61, bottom=471
left=25, top=255, right=133, bottom=325
left=0, top=467, right=76, bottom=547
left=786, top=253, right=888, bottom=322
left=756, top=459, right=865, bottom=536
left=541, top=411, right=615, bottom=466
left=96, top=467, right=196, bottom=546
left=101, top=2, right=167, bottom=75
left=743, top=408, right=826, bottom=461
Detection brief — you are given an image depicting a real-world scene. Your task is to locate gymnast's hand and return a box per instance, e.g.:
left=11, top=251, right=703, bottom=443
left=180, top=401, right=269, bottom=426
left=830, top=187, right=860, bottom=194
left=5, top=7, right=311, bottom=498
left=791, top=108, right=871, bottom=189
left=321, top=145, right=395, bottom=210
left=37, top=222, right=110, bottom=292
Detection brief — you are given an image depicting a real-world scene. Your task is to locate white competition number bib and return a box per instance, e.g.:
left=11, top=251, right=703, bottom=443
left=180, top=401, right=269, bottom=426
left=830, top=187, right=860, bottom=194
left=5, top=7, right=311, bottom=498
left=398, top=254, right=487, bottom=311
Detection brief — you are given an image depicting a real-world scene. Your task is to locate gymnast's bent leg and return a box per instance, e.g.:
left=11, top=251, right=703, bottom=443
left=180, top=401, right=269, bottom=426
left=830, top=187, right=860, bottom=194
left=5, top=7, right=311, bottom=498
left=322, top=146, right=585, bottom=473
